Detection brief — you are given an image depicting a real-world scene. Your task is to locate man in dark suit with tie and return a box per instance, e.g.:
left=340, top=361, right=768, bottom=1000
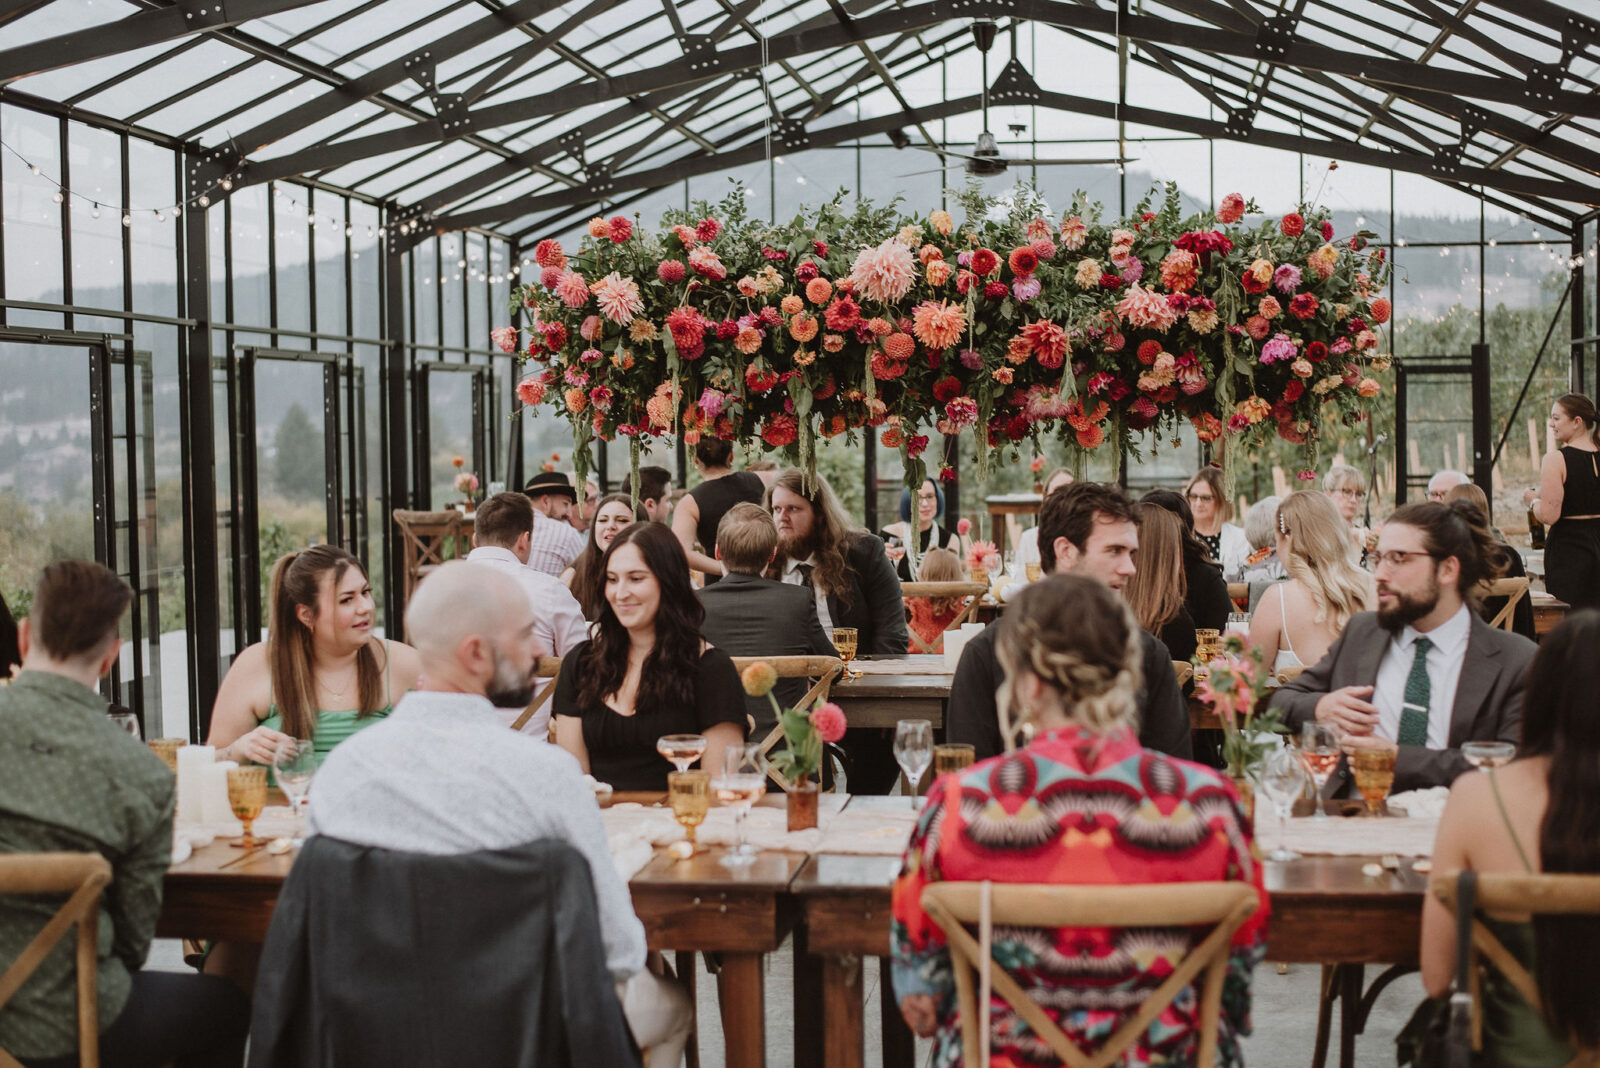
left=765, top=467, right=908, bottom=791
left=697, top=503, right=836, bottom=736
left=1271, top=501, right=1536, bottom=796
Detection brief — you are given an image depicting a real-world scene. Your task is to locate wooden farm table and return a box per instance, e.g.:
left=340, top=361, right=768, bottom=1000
left=1530, top=591, right=1569, bottom=637
left=983, top=493, right=1041, bottom=558
left=160, top=791, right=802, bottom=1068
left=832, top=656, right=952, bottom=730
left=790, top=835, right=1425, bottom=1068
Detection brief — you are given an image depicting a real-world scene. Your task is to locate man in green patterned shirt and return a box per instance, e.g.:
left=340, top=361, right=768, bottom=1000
left=0, top=561, right=249, bottom=1067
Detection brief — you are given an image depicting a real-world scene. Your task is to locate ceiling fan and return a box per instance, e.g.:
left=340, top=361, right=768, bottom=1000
left=899, top=21, right=1136, bottom=178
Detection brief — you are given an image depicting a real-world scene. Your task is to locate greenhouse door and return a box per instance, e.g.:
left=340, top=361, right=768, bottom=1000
left=412, top=361, right=493, bottom=509
left=0, top=330, right=158, bottom=725
left=1395, top=346, right=1491, bottom=504
left=230, top=347, right=364, bottom=644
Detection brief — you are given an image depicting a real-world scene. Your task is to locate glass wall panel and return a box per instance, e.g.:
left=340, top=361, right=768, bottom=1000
left=273, top=184, right=311, bottom=334
left=135, top=320, right=184, bottom=736
left=129, top=138, right=177, bottom=318
left=465, top=232, right=487, bottom=350
left=350, top=203, right=381, bottom=340
left=67, top=122, right=124, bottom=310
left=412, top=242, right=439, bottom=347
left=2, top=105, right=65, bottom=326
left=312, top=189, right=347, bottom=343
left=230, top=185, right=271, bottom=328
left=440, top=234, right=465, bottom=349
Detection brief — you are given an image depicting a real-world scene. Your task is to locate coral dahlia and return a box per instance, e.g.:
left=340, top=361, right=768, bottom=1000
left=911, top=300, right=965, bottom=350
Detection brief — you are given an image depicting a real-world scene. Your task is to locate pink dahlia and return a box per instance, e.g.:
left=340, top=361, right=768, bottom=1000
left=592, top=272, right=644, bottom=324
left=944, top=395, right=979, bottom=429
left=1024, top=385, right=1072, bottom=420
left=911, top=300, right=966, bottom=350
left=540, top=266, right=563, bottom=290
left=515, top=375, right=546, bottom=407
left=589, top=385, right=614, bottom=412
left=580, top=315, right=603, bottom=341
left=850, top=238, right=918, bottom=304
left=1272, top=263, right=1303, bottom=294
left=696, top=218, right=722, bottom=242
left=688, top=246, right=726, bottom=280
left=555, top=270, right=589, bottom=308
left=698, top=388, right=726, bottom=417
left=1115, top=284, right=1180, bottom=332
left=1060, top=215, right=1087, bottom=251
left=533, top=239, right=565, bottom=268
left=1012, top=275, right=1042, bottom=301
left=1260, top=333, right=1297, bottom=365
left=491, top=326, right=517, bottom=354
left=607, top=216, right=633, bottom=243
left=810, top=701, right=847, bottom=744
left=1022, top=320, right=1069, bottom=368
left=1217, top=193, right=1245, bottom=224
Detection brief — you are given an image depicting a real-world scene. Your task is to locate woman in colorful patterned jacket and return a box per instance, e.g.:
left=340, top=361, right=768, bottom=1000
left=890, top=574, right=1269, bottom=1067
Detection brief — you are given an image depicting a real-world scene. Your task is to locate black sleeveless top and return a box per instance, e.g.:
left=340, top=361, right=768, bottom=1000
left=1559, top=446, right=1600, bottom=518
left=689, top=471, right=766, bottom=584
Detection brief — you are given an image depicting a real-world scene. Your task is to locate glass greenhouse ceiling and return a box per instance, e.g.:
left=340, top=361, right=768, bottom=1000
left=2, top=0, right=1598, bottom=244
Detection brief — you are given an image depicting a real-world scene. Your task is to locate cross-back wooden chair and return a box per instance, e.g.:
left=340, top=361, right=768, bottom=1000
left=901, top=582, right=991, bottom=654
left=391, top=510, right=471, bottom=615
left=922, top=881, right=1260, bottom=1068
left=1275, top=664, right=1307, bottom=685
left=1431, top=871, right=1600, bottom=1064
left=0, top=853, right=112, bottom=1068
left=509, top=657, right=563, bottom=735
left=728, top=655, right=844, bottom=792
left=1482, top=577, right=1530, bottom=633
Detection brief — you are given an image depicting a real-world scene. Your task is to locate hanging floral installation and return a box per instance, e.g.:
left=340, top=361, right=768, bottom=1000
left=497, top=182, right=1391, bottom=492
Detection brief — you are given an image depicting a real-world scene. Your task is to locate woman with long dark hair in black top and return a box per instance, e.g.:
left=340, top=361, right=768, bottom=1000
left=1525, top=392, right=1600, bottom=610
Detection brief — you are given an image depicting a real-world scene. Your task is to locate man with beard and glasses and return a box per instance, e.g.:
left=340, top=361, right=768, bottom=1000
left=766, top=468, right=907, bottom=792
left=1272, top=501, right=1536, bottom=796
left=308, top=561, right=693, bottom=1064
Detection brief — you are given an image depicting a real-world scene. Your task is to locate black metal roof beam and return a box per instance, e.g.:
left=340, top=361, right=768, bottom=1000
left=710, top=0, right=827, bottom=111
left=0, top=0, right=55, bottom=29
left=459, top=0, right=620, bottom=106
left=1478, top=0, right=1600, bottom=49
left=1396, top=0, right=1532, bottom=75
left=0, top=0, right=336, bottom=84
left=817, top=0, right=942, bottom=152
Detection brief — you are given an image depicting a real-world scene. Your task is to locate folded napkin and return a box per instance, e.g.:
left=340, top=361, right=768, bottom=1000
left=846, top=657, right=953, bottom=677
left=1273, top=812, right=1440, bottom=857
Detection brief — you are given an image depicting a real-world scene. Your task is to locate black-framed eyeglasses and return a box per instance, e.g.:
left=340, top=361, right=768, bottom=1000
left=1372, top=549, right=1437, bottom=569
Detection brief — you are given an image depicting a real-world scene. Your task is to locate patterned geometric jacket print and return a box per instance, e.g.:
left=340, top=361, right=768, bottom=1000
left=890, top=725, right=1269, bottom=1067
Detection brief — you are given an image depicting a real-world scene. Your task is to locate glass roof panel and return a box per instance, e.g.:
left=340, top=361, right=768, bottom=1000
left=136, top=59, right=275, bottom=135
left=331, top=6, right=487, bottom=77
left=71, top=39, right=252, bottom=119
left=4, top=0, right=105, bottom=48
left=8, top=38, right=182, bottom=104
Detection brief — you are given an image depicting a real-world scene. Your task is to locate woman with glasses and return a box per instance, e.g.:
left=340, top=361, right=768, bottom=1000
left=1183, top=466, right=1250, bottom=581
left=878, top=477, right=966, bottom=582
left=1248, top=491, right=1373, bottom=673
left=1322, top=463, right=1372, bottom=560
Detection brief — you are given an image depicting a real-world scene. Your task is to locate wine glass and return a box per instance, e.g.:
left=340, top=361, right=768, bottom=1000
left=668, top=770, right=712, bottom=851
left=1299, top=722, right=1341, bottom=821
left=1255, top=746, right=1308, bottom=861
left=109, top=709, right=141, bottom=740
left=656, top=734, right=708, bottom=773
left=226, top=766, right=268, bottom=848
left=1462, top=741, right=1516, bottom=769
left=832, top=627, right=860, bottom=679
left=272, top=738, right=316, bottom=845
left=885, top=536, right=906, bottom=566
left=893, top=719, right=934, bottom=804
left=712, top=744, right=767, bottom=869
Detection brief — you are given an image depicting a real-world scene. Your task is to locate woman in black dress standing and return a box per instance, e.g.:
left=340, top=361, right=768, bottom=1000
left=1525, top=393, right=1600, bottom=610
left=552, top=521, right=747, bottom=790
left=673, top=438, right=766, bottom=585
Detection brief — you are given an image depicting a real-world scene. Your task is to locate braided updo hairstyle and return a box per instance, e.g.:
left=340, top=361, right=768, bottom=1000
left=993, top=574, right=1144, bottom=750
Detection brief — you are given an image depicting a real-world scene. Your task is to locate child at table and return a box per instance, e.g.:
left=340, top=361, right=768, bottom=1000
left=905, top=549, right=968, bottom=654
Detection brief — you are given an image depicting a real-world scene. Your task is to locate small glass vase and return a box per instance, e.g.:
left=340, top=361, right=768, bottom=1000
left=787, top=776, right=820, bottom=832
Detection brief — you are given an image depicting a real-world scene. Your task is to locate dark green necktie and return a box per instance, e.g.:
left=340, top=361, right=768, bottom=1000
left=1398, top=636, right=1433, bottom=747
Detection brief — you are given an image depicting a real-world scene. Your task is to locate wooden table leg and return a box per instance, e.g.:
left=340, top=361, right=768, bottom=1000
left=676, top=951, right=700, bottom=1068
left=822, top=954, right=864, bottom=1068
left=879, top=957, right=915, bottom=1068
left=793, top=928, right=823, bottom=1068
left=717, top=952, right=766, bottom=1068
left=1312, top=964, right=1337, bottom=1068
left=1338, top=964, right=1364, bottom=1068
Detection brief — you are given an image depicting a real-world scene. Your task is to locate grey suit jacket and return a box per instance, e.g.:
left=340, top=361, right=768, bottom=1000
left=697, top=571, right=838, bottom=735
left=1269, top=610, right=1535, bottom=794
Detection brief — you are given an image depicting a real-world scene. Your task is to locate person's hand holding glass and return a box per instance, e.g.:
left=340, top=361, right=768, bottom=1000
left=713, top=744, right=766, bottom=869
left=272, top=738, right=316, bottom=845
left=893, top=719, right=934, bottom=805
left=1255, top=746, right=1308, bottom=861
left=1299, top=722, right=1340, bottom=820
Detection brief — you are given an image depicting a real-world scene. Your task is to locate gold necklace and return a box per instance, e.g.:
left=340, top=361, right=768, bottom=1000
left=319, top=668, right=357, bottom=699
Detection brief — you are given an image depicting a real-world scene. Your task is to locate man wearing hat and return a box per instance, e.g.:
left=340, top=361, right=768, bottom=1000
left=522, top=471, right=586, bottom=576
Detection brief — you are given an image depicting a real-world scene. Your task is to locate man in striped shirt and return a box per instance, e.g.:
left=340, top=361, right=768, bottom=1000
left=522, top=471, right=585, bottom=576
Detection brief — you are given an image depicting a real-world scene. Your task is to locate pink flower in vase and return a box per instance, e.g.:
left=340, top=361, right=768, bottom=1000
left=811, top=702, right=848, bottom=744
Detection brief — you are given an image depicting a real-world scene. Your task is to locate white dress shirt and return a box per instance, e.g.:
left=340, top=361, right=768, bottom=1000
left=526, top=510, right=585, bottom=576
left=1372, top=604, right=1472, bottom=750
left=781, top=553, right=833, bottom=631
left=308, top=690, right=647, bottom=982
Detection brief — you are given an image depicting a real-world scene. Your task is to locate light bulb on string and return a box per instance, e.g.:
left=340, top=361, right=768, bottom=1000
left=198, top=195, right=210, bottom=207
left=172, top=205, right=181, bottom=217
left=28, top=163, right=39, bottom=175
left=345, top=225, right=354, bottom=237
left=155, top=210, right=165, bottom=222
left=121, top=214, right=132, bottom=227
left=220, top=178, right=233, bottom=191
left=91, top=203, right=101, bottom=219
left=52, top=190, right=63, bottom=204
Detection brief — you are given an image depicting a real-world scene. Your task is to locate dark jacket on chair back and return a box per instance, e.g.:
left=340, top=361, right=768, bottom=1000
left=248, top=835, right=641, bottom=1068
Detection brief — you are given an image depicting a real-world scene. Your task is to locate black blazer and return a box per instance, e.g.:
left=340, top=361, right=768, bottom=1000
left=818, top=534, right=910, bottom=656
left=249, top=836, right=640, bottom=1068
left=1270, top=610, right=1535, bottom=795
left=698, top=571, right=838, bottom=733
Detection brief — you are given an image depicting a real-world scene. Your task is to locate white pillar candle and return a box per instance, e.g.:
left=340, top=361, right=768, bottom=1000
left=175, top=745, right=214, bottom=824
left=944, top=628, right=972, bottom=671
left=201, top=760, right=239, bottom=827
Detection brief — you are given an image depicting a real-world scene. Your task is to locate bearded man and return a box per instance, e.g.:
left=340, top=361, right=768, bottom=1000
left=1272, top=501, right=1535, bottom=795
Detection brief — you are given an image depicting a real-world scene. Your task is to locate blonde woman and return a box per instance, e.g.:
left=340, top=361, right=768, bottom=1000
left=1248, top=490, right=1374, bottom=672
left=891, top=576, right=1267, bottom=1065
left=1184, top=466, right=1250, bottom=580
left=904, top=548, right=968, bottom=654
left=1124, top=502, right=1197, bottom=661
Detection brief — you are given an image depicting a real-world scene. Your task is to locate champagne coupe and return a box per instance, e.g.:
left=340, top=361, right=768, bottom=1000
left=833, top=627, right=860, bottom=679
left=656, top=734, right=709, bottom=773
left=272, top=738, right=316, bottom=844
left=1346, top=741, right=1398, bottom=817
left=668, top=770, right=712, bottom=851
left=1299, top=722, right=1341, bottom=821
left=1462, top=741, right=1516, bottom=770
left=934, top=743, right=976, bottom=776
left=226, top=766, right=269, bottom=848
left=713, top=744, right=767, bottom=869
left=1256, top=746, right=1308, bottom=861
left=893, top=719, right=935, bottom=804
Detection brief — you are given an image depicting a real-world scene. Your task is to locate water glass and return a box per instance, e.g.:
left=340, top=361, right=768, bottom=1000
left=934, top=743, right=975, bottom=776
left=1299, top=722, right=1340, bottom=821
left=713, top=744, right=766, bottom=869
left=272, top=738, right=316, bottom=844
left=1255, top=747, right=1307, bottom=861
left=109, top=709, right=141, bottom=740
left=148, top=737, right=186, bottom=773
left=893, top=719, right=934, bottom=803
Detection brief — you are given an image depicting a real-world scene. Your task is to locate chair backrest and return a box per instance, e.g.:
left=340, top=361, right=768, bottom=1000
left=901, top=582, right=990, bottom=654
left=391, top=510, right=469, bottom=614
left=1482, top=577, right=1530, bottom=632
left=509, top=656, right=563, bottom=734
left=0, top=853, right=112, bottom=1068
left=729, top=655, right=844, bottom=790
left=1275, top=664, right=1306, bottom=685
left=921, top=880, right=1259, bottom=1068
left=1431, top=871, right=1600, bottom=1056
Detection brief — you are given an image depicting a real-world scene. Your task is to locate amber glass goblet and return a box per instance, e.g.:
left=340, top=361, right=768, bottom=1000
left=668, top=770, right=712, bottom=850
left=226, top=766, right=268, bottom=848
